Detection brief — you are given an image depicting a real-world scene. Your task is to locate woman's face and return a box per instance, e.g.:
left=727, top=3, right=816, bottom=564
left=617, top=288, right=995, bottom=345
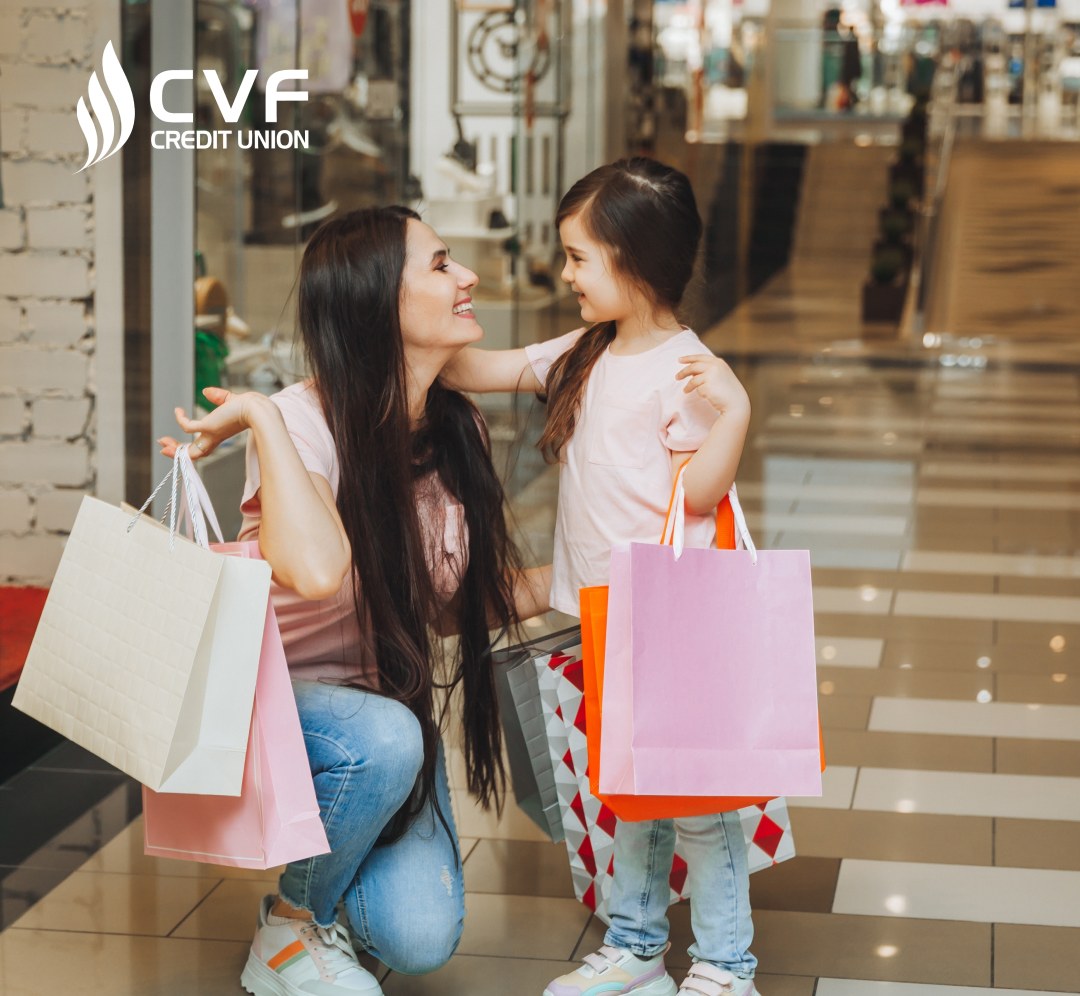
left=398, top=220, right=482, bottom=353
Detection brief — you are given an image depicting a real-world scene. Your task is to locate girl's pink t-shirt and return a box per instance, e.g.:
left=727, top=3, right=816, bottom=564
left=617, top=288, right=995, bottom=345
left=238, top=380, right=467, bottom=684
left=525, top=327, right=720, bottom=616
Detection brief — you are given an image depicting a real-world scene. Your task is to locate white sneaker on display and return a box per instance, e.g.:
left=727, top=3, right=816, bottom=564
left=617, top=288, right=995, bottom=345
left=240, top=895, right=383, bottom=996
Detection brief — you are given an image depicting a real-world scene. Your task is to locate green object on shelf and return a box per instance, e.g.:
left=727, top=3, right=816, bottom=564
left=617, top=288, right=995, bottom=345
left=195, top=330, right=228, bottom=410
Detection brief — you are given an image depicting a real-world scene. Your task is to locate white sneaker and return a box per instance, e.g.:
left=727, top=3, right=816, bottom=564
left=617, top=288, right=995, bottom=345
left=241, top=895, right=383, bottom=995
left=544, top=944, right=678, bottom=995
left=678, top=961, right=758, bottom=996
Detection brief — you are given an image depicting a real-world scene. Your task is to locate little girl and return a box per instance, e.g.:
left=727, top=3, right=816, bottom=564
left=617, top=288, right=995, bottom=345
left=444, top=158, right=757, bottom=996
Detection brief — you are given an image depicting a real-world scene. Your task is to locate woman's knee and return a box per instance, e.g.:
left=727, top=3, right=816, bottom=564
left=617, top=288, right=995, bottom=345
left=378, top=913, right=463, bottom=975
left=298, top=684, right=424, bottom=785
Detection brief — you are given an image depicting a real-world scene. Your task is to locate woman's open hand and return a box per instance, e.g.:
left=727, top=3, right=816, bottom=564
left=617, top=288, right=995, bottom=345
left=157, top=387, right=265, bottom=460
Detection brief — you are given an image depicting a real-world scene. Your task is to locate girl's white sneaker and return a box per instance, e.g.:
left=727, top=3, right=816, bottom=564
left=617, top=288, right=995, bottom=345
left=678, top=961, right=759, bottom=996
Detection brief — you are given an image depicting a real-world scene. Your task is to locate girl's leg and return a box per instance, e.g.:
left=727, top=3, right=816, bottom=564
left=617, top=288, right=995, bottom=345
left=603, top=817, right=677, bottom=957
left=675, top=810, right=757, bottom=977
left=277, top=681, right=425, bottom=928
left=343, top=742, right=465, bottom=975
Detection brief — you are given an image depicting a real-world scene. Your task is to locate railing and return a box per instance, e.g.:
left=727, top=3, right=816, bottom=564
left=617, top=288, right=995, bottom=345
left=905, top=67, right=958, bottom=337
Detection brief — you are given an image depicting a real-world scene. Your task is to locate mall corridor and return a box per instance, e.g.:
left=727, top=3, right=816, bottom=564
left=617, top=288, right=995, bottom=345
left=3, top=300, right=1080, bottom=993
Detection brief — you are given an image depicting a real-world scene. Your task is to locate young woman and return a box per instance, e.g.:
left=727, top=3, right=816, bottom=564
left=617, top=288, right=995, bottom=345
left=443, top=158, right=758, bottom=996
left=161, top=206, right=551, bottom=996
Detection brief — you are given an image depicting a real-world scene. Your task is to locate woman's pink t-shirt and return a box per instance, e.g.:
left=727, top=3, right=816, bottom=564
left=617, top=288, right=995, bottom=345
left=238, top=381, right=467, bottom=684
left=525, top=328, right=720, bottom=616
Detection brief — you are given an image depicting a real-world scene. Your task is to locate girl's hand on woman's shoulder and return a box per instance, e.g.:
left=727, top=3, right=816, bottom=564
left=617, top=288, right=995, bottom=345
left=675, top=353, right=751, bottom=416
left=158, top=387, right=278, bottom=460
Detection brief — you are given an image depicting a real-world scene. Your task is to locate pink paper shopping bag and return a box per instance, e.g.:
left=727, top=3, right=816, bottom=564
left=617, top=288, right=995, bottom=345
left=599, top=480, right=822, bottom=800
left=142, top=543, right=329, bottom=869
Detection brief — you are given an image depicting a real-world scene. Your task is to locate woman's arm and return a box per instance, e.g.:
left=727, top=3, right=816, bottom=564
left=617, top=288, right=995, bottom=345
left=672, top=354, right=752, bottom=514
left=160, top=387, right=351, bottom=600
left=440, top=346, right=541, bottom=394
left=431, top=564, right=552, bottom=638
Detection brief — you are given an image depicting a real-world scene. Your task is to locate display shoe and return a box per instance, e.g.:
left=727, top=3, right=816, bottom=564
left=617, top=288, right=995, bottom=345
left=543, top=943, right=678, bottom=996
left=240, top=894, right=383, bottom=995
left=678, top=961, right=759, bottom=996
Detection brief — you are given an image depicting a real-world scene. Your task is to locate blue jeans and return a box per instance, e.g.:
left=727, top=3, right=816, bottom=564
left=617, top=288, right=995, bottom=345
left=278, top=681, right=464, bottom=976
left=604, top=812, right=757, bottom=977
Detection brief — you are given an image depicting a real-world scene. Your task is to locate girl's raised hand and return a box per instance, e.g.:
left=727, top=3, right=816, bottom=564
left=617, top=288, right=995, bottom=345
left=157, top=387, right=261, bottom=460
left=675, top=353, right=750, bottom=415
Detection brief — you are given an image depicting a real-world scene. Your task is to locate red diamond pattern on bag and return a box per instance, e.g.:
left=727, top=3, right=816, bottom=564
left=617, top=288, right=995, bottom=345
left=752, top=813, right=784, bottom=859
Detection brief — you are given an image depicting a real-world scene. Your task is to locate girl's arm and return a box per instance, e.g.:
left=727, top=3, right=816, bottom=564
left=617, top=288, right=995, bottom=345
left=673, top=354, right=752, bottom=514
left=440, top=346, right=541, bottom=394
left=160, top=387, right=351, bottom=600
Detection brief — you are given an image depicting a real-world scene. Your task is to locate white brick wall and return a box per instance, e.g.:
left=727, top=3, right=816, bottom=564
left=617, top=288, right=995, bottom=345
left=1, top=2, right=115, bottom=585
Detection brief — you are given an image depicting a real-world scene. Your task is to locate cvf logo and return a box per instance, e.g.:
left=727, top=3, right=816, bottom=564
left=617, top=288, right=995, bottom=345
left=76, top=42, right=134, bottom=172
left=76, top=42, right=310, bottom=172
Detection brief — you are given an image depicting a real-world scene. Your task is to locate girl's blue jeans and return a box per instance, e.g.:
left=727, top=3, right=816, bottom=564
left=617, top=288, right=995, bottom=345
left=277, top=681, right=464, bottom=976
left=603, top=811, right=757, bottom=977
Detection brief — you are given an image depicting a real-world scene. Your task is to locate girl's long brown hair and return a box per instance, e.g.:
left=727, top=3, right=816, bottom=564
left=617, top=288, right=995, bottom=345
left=298, top=207, right=520, bottom=844
left=538, top=157, right=702, bottom=461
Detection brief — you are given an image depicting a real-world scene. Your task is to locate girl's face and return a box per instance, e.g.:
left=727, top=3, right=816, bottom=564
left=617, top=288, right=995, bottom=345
left=559, top=211, right=642, bottom=326
left=398, top=220, right=482, bottom=352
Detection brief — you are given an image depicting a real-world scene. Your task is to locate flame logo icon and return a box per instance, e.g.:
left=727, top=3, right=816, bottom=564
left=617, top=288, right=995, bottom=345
left=76, top=41, right=135, bottom=173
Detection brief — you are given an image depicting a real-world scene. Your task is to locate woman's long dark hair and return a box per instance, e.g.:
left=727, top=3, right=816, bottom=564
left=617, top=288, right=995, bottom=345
left=538, top=157, right=702, bottom=460
left=298, top=206, right=520, bottom=841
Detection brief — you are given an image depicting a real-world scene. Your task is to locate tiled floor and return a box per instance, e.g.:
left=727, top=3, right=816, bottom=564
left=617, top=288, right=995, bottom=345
left=5, top=189, right=1080, bottom=994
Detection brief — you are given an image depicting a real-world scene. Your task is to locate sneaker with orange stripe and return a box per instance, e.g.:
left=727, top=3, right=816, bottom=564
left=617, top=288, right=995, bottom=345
left=240, top=894, right=383, bottom=996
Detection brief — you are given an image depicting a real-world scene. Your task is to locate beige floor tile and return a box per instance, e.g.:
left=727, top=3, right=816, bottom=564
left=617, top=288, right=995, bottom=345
left=994, top=924, right=1080, bottom=992
left=820, top=730, right=993, bottom=773
left=817, top=667, right=994, bottom=700
left=818, top=695, right=872, bottom=731
left=812, top=568, right=996, bottom=594
left=379, top=954, right=580, bottom=995
left=896, top=590, right=1080, bottom=625
left=462, top=839, right=575, bottom=899
left=10, top=870, right=220, bottom=937
left=80, top=818, right=282, bottom=883
left=456, top=893, right=591, bottom=960
left=995, top=737, right=1080, bottom=778
left=0, top=927, right=250, bottom=996
left=995, top=818, right=1080, bottom=872
left=170, top=877, right=270, bottom=942
left=450, top=785, right=552, bottom=843
left=750, top=910, right=992, bottom=986
left=789, top=809, right=993, bottom=865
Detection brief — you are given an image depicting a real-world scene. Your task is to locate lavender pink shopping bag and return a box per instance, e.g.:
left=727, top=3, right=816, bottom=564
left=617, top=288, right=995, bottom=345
left=598, top=479, right=822, bottom=800
left=142, top=542, right=330, bottom=869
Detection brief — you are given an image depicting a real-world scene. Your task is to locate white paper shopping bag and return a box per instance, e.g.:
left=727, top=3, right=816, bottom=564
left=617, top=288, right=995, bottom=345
left=14, top=448, right=270, bottom=795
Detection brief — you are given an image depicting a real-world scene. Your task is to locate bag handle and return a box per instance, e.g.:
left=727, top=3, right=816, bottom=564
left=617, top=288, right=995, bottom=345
left=660, top=462, right=757, bottom=563
left=128, top=445, right=225, bottom=551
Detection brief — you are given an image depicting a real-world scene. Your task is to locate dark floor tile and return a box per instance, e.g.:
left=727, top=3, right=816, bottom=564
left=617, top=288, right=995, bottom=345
left=463, top=839, right=576, bottom=899
left=0, top=771, right=139, bottom=869
left=749, top=856, right=840, bottom=913
left=30, top=739, right=123, bottom=774
left=995, top=923, right=1080, bottom=992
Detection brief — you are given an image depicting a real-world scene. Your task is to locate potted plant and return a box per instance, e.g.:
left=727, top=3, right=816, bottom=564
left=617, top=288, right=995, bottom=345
left=862, top=245, right=909, bottom=324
